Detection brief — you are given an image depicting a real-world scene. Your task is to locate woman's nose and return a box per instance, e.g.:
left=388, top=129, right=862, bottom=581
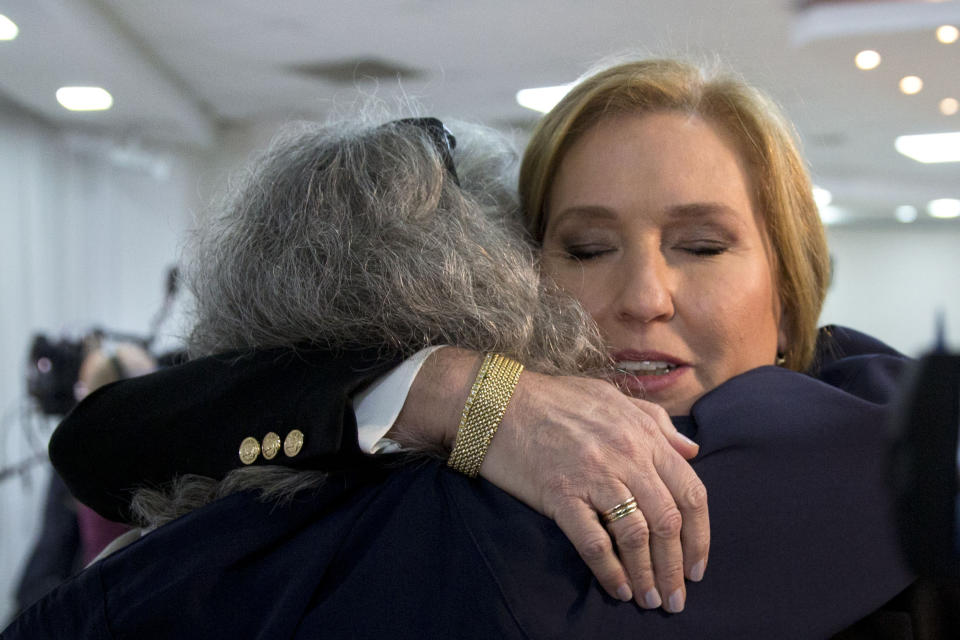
left=613, top=250, right=675, bottom=324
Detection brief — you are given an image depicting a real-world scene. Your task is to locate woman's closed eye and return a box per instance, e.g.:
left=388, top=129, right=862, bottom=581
left=564, top=244, right=616, bottom=260
left=678, top=242, right=729, bottom=257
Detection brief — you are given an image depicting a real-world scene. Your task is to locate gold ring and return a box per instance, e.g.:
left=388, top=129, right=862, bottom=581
left=601, top=496, right=638, bottom=524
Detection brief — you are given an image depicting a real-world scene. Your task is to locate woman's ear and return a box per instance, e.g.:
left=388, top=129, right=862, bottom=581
left=776, top=311, right=789, bottom=359
left=771, top=287, right=788, bottom=357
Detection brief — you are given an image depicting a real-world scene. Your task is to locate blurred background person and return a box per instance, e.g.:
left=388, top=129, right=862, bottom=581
left=13, top=336, right=155, bottom=615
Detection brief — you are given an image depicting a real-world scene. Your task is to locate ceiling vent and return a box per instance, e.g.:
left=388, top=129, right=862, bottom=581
left=288, top=57, right=422, bottom=84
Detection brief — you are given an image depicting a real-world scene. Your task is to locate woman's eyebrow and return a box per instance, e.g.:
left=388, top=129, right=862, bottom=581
left=550, top=202, right=747, bottom=231
left=665, top=202, right=744, bottom=224
left=549, top=205, right=618, bottom=227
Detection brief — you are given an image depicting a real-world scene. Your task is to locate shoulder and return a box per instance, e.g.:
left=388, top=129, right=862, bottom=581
left=688, top=326, right=912, bottom=447
left=814, top=325, right=906, bottom=365
left=2, top=561, right=111, bottom=639
left=701, top=325, right=909, bottom=409
left=79, top=462, right=528, bottom=639
left=813, top=326, right=911, bottom=405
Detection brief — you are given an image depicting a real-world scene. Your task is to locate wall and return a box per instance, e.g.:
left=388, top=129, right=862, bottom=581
left=821, top=223, right=960, bottom=356
left=0, top=101, right=201, bottom=624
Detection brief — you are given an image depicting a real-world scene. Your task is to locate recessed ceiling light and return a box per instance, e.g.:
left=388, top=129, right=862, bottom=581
left=899, top=76, right=924, bottom=95
left=941, top=98, right=960, bottom=116
left=937, top=25, right=959, bottom=44
left=927, top=198, right=960, bottom=219
left=0, top=13, right=18, bottom=40
left=895, top=205, right=918, bottom=223
left=812, top=186, right=833, bottom=208
left=56, top=86, right=113, bottom=111
left=854, top=50, right=881, bottom=70
left=818, top=205, right=843, bottom=226
left=895, top=131, right=960, bottom=162
left=516, top=84, right=574, bottom=114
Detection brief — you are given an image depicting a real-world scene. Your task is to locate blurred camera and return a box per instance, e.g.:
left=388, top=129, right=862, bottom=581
left=25, top=334, right=85, bottom=417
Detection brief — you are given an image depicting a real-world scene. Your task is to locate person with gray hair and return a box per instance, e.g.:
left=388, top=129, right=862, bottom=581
left=128, top=115, right=619, bottom=524
left=186, top=117, right=605, bottom=372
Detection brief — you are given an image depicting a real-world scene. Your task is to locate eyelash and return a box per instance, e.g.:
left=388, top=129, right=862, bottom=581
left=564, top=244, right=728, bottom=260
left=682, top=245, right=728, bottom=257
left=564, top=245, right=614, bottom=261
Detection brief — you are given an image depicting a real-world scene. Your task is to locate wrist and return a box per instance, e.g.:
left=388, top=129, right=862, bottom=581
left=479, top=367, right=540, bottom=480
left=394, top=347, right=484, bottom=451
left=447, top=354, right=524, bottom=478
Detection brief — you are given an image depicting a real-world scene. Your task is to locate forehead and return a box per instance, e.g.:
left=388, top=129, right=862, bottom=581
left=548, top=111, right=757, bottom=222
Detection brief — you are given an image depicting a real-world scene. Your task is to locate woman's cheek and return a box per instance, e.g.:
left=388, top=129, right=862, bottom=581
left=551, top=261, right=601, bottom=307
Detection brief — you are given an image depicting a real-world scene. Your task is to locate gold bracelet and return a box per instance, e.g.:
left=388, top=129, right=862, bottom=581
left=448, top=353, right=496, bottom=475
left=447, top=353, right=524, bottom=478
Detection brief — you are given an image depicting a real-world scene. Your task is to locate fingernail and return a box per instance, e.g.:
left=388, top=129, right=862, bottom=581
left=616, top=583, right=633, bottom=602
left=677, top=432, right=698, bottom=447
left=689, top=559, right=705, bottom=582
left=643, top=589, right=662, bottom=609
left=667, top=589, right=685, bottom=613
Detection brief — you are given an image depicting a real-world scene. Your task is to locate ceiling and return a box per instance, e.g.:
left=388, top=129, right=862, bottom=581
left=1, top=0, right=958, bottom=226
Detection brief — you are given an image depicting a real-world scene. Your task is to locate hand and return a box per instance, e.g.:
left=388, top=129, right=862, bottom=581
left=393, top=348, right=709, bottom=612
left=481, top=371, right=709, bottom=613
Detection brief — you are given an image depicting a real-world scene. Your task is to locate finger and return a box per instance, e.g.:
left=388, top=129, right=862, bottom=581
left=664, top=428, right=699, bottom=460
left=654, top=445, right=711, bottom=585
left=602, top=499, right=662, bottom=609
left=553, top=498, right=634, bottom=603
left=628, top=398, right=699, bottom=460
left=624, top=471, right=687, bottom=613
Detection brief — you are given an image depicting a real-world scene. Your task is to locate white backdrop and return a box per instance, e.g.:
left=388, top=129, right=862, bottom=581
left=821, top=225, right=960, bottom=356
left=0, top=99, right=199, bottom=624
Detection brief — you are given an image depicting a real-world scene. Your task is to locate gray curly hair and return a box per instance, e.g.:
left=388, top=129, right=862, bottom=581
left=131, top=117, right=609, bottom=528
left=185, top=118, right=604, bottom=373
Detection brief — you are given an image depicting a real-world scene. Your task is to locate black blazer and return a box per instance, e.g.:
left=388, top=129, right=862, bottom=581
left=49, top=345, right=402, bottom=522
left=9, top=327, right=919, bottom=637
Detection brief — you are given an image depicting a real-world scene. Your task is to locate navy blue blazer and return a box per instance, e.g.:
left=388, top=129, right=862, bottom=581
left=5, top=327, right=914, bottom=638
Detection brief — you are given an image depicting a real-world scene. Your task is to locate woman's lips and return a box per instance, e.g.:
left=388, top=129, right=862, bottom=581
left=611, top=350, right=690, bottom=396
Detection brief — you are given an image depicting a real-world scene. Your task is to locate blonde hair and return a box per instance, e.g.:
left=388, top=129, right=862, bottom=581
left=519, top=59, right=831, bottom=371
